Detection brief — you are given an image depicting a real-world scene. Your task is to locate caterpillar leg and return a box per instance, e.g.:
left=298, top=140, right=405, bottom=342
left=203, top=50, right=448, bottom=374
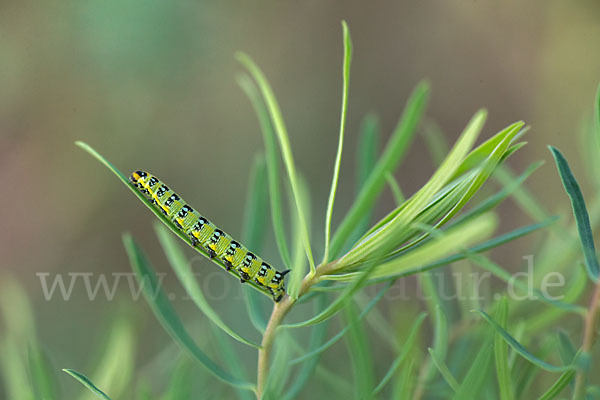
left=188, top=234, right=199, bottom=247
left=239, top=271, right=251, bottom=283
left=223, top=260, right=233, bottom=271
left=205, top=246, right=216, bottom=258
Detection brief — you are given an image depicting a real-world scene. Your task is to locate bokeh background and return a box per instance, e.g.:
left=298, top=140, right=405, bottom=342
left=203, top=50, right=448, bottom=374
left=1, top=0, right=600, bottom=397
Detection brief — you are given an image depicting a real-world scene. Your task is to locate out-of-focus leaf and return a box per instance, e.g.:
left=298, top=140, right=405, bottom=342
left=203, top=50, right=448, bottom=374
left=537, top=370, right=577, bottom=400
left=28, top=344, right=59, bottom=400
left=289, top=173, right=311, bottom=299
left=373, top=313, right=427, bottom=395
left=474, top=310, right=574, bottom=373
left=395, top=360, right=416, bottom=400
left=452, top=337, right=494, bottom=399
left=123, top=233, right=255, bottom=392
left=241, top=155, right=270, bottom=333
left=349, top=113, right=379, bottom=245
left=428, top=348, right=460, bottom=393
left=159, top=356, right=194, bottom=400
left=263, top=331, right=293, bottom=398
left=237, top=77, right=291, bottom=270
left=385, top=172, right=405, bottom=205
left=282, top=295, right=328, bottom=400
left=494, top=298, right=513, bottom=400
left=211, top=325, right=254, bottom=400
left=155, top=223, right=260, bottom=349
left=79, top=316, right=135, bottom=400
left=343, top=300, right=375, bottom=398
left=237, top=52, right=315, bottom=273
left=290, top=282, right=392, bottom=364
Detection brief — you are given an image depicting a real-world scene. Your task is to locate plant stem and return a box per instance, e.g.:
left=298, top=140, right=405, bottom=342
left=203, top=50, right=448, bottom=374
left=256, top=263, right=337, bottom=398
left=573, top=280, right=600, bottom=399
left=256, top=296, right=294, bottom=398
left=255, top=270, right=318, bottom=397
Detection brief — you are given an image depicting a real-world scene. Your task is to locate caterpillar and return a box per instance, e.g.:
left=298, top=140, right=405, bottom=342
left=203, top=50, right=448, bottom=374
left=129, top=170, right=289, bottom=302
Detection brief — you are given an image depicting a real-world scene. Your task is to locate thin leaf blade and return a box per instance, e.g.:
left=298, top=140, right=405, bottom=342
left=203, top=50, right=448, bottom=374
left=324, top=20, right=353, bottom=262
left=123, top=233, right=256, bottom=391
left=62, top=369, right=111, bottom=400
left=549, top=146, right=600, bottom=281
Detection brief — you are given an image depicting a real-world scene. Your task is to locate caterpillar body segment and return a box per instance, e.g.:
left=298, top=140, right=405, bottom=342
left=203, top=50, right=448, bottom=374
left=129, top=170, right=288, bottom=302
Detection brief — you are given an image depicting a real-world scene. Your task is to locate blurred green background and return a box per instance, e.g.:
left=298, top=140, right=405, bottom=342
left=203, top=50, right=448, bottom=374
left=1, top=0, right=600, bottom=397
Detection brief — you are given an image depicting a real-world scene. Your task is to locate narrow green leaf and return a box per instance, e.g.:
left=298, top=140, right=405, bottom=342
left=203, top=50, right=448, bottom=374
left=211, top=325, right=254, bottom=400
left=282, top=252, right=384, bottom=328
left=430, top=121, right=523, bottom=229
left=417, top=224, right=585, bottom=314
left=263, top=331, right=294, bottom=398
left=395, top=361, right=416, bottom=400
left=364, top=120, right=522, bottom=242
left=282, top=295, right=329, bottom=400
left=28, top=344, right=59, bottom=400
left=493, top=165, right=550, bottom=223
left=155, top=223, right=261, bottom=349
left=328, top=217, right=555, bottom=289
left=474, top=310, right=574, bottom=373
left=329, top=81, right=430, bottom=259
left=1, top=276, right=45, bottom=400
left=339, top=110, right=488, bottom=268
left=427, top=304, right=449, bottom=381
left=549, top=146, right=600, bottom=281
left=494, top=297, right=513, bottom=400
left=537, top=370, right=576, bottom=400
left=525, top=263, right=588, bottom=333
left=237, top=77, right=292, bottom=270
left=331, top=212, right=497, bottom=282
left=159, top=356, right=194, bottom=400
left=344, top=300, right=375, bottom=399
left=419, top=269, right=449, bottom=383
left=450, top=161, right=543, bottom=228
left=63, top=369, right=111, bottom=400
left=452, top=338, right=494, bottom=400
left=78, top=317, right=135, bottom=400
left=450, top=123, right=525, bottom=180
left=354, top=114, right=379, bottom=233
left=557, top=331, right=577, bottom=366
left=385, top=172, right=405, bottom=205
left=122, top=233, right=256, bottom=391
left=290, top=282, right=392, bottom=364
left=373, top=313, right=427, bottom=395
left=76, top=141, right=272, bottom=299
left=428, top=348, right=460, bottom=393
left=237, top=53, right=315, bottom=273
left=422, top=119, right=449, bottom=166
left=241, top=155, right=270, bottom=332
left=289, top=173, right=311, bottom=299
left=323, top=20, right=353, bottom=262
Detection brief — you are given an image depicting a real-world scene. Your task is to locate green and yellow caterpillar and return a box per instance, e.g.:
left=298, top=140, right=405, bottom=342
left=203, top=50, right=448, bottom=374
left=129, top=170, right=289, bottom=302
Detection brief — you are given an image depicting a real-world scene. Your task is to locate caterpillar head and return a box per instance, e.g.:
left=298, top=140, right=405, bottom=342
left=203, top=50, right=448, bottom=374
left=129, top=170, right=148, bottom=186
